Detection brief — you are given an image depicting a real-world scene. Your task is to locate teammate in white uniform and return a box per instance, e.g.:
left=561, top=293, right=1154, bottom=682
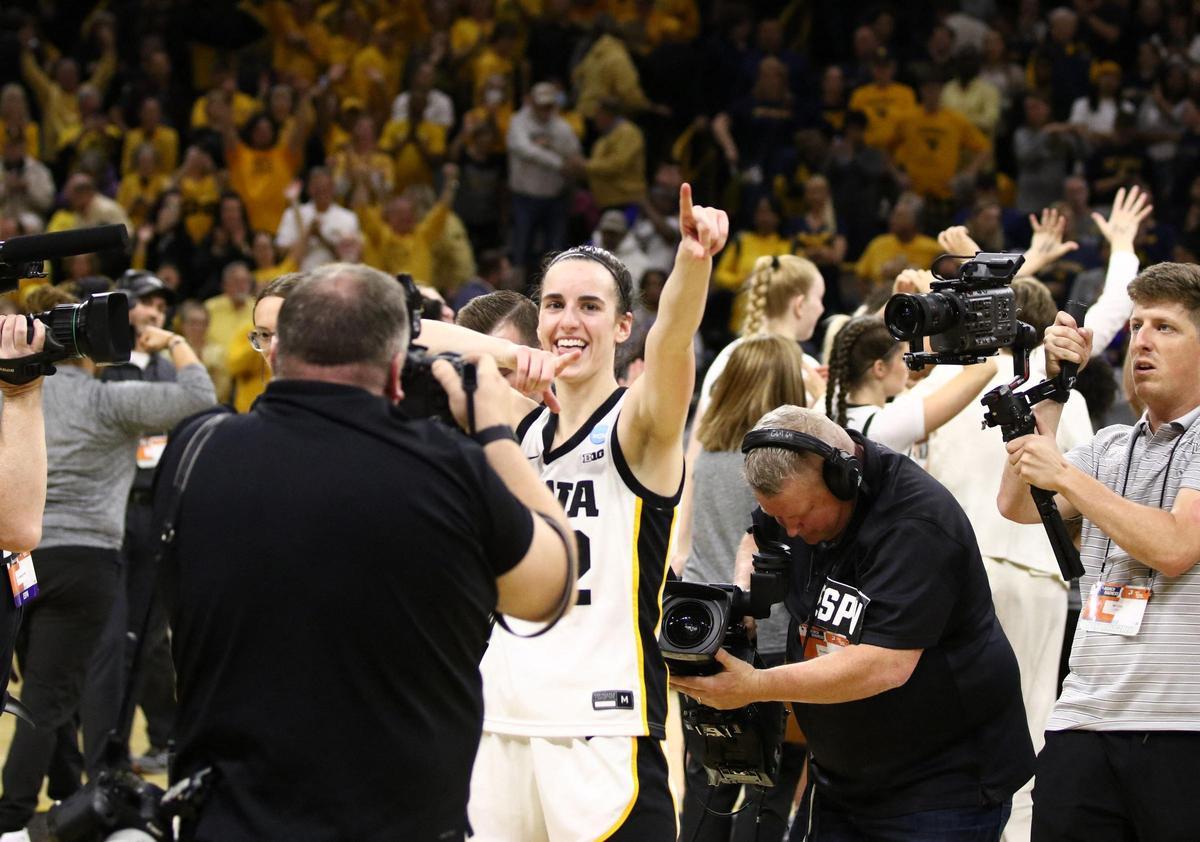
left=428, top=185, right=727, bottom=840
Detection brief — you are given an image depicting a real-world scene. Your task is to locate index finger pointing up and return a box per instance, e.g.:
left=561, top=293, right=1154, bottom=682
left=679, top=182, right=694, bottom=223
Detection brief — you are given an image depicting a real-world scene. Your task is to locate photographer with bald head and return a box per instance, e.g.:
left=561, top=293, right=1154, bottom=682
left=157, top=263, right=576, bottom=841
left=672, top=407, right=1033, bottom=841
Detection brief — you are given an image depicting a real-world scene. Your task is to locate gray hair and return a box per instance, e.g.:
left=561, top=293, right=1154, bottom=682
left=276, top=263, right=410, bottom=369
left=743, top=405, right=854, bottom=496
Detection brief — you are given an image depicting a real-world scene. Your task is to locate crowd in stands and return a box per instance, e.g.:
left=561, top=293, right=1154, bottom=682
left=0, top=0, right=1196, bottom=414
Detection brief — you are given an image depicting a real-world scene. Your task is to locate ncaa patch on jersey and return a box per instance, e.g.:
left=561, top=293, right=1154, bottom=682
left=590, top=424, right=609, bottom=445
left=592, top=690, right=635, bottom=710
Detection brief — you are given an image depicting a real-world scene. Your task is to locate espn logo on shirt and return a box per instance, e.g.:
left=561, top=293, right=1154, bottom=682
left=814, top=578, right=870, bottom=643
left=592, top=690, right=635, bottom=710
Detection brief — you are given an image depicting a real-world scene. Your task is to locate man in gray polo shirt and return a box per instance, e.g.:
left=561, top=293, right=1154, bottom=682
left=999, top=261, right=1200, bottom=841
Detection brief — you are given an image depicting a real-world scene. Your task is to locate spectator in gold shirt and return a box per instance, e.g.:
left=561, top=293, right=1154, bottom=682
left=120, top=96, right=178, bottom=177
left=381, top=88, right=448, bottom=194
left=892, top=72, right=990, bottom=202
left=265, top=0, right=331, bottom=87
left=211, top=92, right=313, bottom=235
left=570, top=98, right=646, bottom=210
left=854, top=199, right=942, bottom=287
left=354, top=163, right=459, bottom=283
left=847, top=48, right=916, bottom=151
left=18, top=21, right=117, bottom=158
left=116, top=144, right=169, bottom=229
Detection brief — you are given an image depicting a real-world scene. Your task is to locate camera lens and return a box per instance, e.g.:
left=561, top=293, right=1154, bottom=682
left=663, top=601, right=715, bottom=650
left=884, top=294, right=924, bottom=340
left=884, top=292, right=958, bottom=341
left=34, top=292, right=131, bottom=365
left=77, top=292, right=131, bottom=363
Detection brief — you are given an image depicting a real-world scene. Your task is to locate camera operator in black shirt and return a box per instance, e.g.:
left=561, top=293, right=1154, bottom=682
left=672, top=406, right=1033, bottom=841
left=158, top=263, right=577, bottom=842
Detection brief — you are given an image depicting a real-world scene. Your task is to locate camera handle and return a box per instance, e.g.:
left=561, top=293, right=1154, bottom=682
left=0, top=319, right=66, bottom=385
left=979, top=308, right=1086, bottom=581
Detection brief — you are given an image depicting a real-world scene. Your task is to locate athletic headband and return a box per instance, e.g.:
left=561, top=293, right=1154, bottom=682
left=546, top=244, right=632, bottom=291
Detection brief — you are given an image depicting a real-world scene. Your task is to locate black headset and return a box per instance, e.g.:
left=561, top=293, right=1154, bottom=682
left=740, top=428, right=865, bottom=501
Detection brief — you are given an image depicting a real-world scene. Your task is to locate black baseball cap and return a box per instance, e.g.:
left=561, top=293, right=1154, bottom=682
left=120, top=270, right=175, bottom=305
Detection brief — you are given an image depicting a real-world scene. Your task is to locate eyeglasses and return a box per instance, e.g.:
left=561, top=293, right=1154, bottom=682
left=248, top=329, right=275, bottom=353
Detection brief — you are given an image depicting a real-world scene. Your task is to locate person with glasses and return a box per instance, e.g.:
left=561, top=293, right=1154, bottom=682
left=226, top=273, right=306, bottom=413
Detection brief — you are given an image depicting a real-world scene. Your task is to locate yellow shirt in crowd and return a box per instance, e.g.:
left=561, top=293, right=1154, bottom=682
left=380, top=119, right=447, bottom=194
left=116, top=173, right=168, bottom=229
left=572, top=34, right=653, bottom=118
left=253, top=255, right=298, bottom=288
left=0, top=121, right=40, bottom=159
left=121, top=125, right=179, bottom=176
left=265, top=1, right=331, bottom=86
left=357, top=200, right=450, bottom=284
left=190, top=91, right=261, bottom=130
left=891, top=107, right=990, bottom=200
left=225, top=331, right=269, bottom=414
left=855, top=233, right=943, bottom=285
left=20, top=48, right=115, bottom=156
left=179, top=173, right=221, bottom=243
left=204, top=295, right=256, bottom=364
left=847, top=82, right=916, bottom=150
left=227, top=142, right=302, bottom=234
left=585, top=119, right=646, bottom=209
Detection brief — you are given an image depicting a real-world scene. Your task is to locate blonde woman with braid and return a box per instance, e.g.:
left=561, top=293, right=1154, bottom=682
left=670, top=254, right=824, bottom=573
left=700, top=254, right=826, bottom=417
left=824, top=314, right=997, bottom=457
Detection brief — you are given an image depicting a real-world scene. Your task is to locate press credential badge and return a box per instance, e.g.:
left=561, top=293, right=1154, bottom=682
left=5, top=552, right=38, bottom=607
left=1079, top=581, right=1151, bottom=636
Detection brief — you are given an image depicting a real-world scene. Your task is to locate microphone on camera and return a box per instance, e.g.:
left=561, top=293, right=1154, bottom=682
left=0, top=224, right=130, bottom=266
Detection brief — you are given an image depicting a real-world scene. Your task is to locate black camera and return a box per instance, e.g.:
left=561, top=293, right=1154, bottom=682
left=884, top=252, right=1025, bottom=370
left=661, top=540, right=791, bottom=786
left=0, top=292, right=132, bottom=385
left=400, top=346, right=466, bottom=424
left=24, top=766, right=211, bottom=842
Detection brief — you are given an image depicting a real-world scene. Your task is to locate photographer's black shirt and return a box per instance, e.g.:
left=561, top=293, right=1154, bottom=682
left=755, top=432, right=1034, bottom=817
left=156, top=380, right=534, bottom=842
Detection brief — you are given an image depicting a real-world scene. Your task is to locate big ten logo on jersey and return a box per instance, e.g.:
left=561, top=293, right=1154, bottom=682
left=546, top=479, right=599, bottom=518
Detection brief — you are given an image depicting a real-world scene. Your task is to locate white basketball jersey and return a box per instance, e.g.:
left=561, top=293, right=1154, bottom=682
left=481, top=389, right=678, bottom=739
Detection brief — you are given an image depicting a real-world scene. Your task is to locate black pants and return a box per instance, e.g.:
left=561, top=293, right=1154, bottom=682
left=74, top=499, right=177, bottom=776
left=0, top=546, right=119, bottom=831
left=679, top=652, right=808, bottom=842
left=1032, top=730, right=1200, bottom=841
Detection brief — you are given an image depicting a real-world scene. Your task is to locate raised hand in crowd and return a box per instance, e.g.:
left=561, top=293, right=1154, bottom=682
left=892, top=268, right=935, bottom=296
left=937, top=226, right=981, bottom=259
left=1017, top=207, right=1079, bottom=277
left=1092, top=185, right=1153, bottom=255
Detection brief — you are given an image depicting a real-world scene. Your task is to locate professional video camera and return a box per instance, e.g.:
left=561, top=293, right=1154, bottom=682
left=884, top=252, right=1023, bottom=369
left=882, top=251, right=1085, bottom=581
left=659, top=538, right=790, bottom=787
left=0, top=225, right=132, bottom=385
